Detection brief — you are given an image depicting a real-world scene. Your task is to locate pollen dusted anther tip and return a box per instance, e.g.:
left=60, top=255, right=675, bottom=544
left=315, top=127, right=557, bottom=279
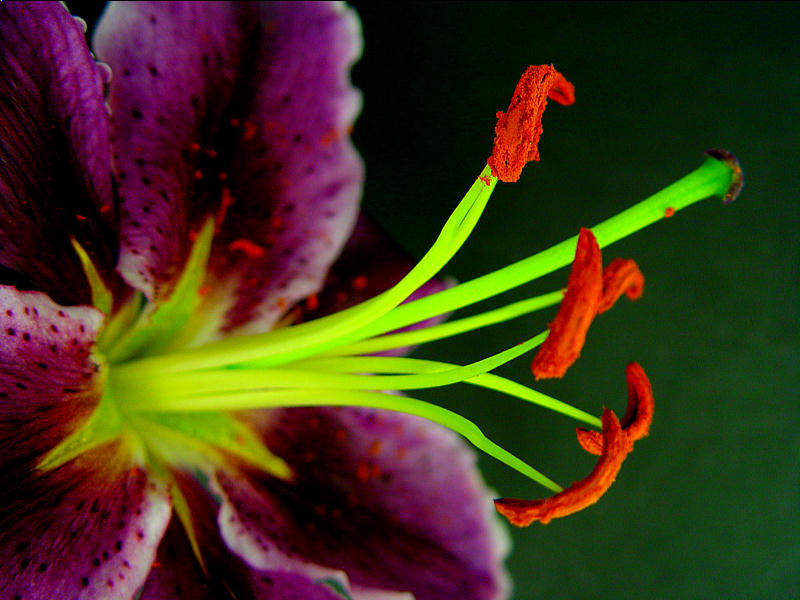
left=704, top=148, right=744, bottom=204
left=487, top=64, right=575, bottom=183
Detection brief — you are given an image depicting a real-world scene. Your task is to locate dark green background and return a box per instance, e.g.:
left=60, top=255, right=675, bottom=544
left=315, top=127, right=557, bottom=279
left=71, top=2, right=798, bottom=598
left=349, top=2, right=798, bottom=599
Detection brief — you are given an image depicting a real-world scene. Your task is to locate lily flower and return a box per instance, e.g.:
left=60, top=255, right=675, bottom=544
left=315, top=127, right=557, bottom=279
left=0, top=2, right=743, bottom=599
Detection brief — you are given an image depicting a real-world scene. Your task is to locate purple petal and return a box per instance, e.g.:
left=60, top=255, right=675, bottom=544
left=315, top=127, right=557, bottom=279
left=0, top=285, right=171, bottom=598
left=0, top=443, right=171, bottom=600
left=94, top=1, right=363, bottom=324
left=0, top=2, right=117, bottom=306
left=139, top=470, right=353, bottom=600
left=218, top=407, right=511, bottom=600
left=0, top=285, right=104, bottom=468
left=137, top=518, right=215, bottom=600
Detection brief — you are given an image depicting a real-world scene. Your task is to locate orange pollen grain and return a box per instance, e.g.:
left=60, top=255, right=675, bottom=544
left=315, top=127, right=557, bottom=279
left=99, top=204, right=111, bottom=214
left=193, top=169, right=203, bottom=180
left=242, top=120, right=257, bottom=141
left=494, top=408, right=630, bottom=526
left=479, top=175, right=492, bottom=186
left=216, top=186, right=236, bottom=232
left=188, top=142, right=201, bottom=152
left=664, top=206, right=676, bottom=218
left=320, top=127, right=339, bottom=146
left=356, top=461, right=371, bottom=482
left=352, top=275, right=368, bottom=290
left=368, top=440, right=383, bottom=457
left=197, top=285, right=211, bottom=297
left=487, top=64, right=575, bottom=183
left=228, top=238, right=266, bottom=259
left=270, top=214, right=284, bottom=231
left=531, top=228, right=602, bottom=379
left=305, top=293, right=319, bottom=311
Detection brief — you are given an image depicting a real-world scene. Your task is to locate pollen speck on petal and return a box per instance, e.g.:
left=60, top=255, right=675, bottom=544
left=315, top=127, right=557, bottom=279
left=494, top=408, right=630, bottom=525
left=228, top=238, right=266, bottom=259
left=487, top=64, right=575, bottom=183
left=531, top=228, right=602, bottom=379
left=597, top=258, right=644, bottom=314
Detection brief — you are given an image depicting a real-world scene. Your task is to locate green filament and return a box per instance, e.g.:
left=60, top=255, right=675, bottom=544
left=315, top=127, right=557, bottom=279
left=127, top=386, right=563, bottom=493
left=116, top=166, right=498, bottom=377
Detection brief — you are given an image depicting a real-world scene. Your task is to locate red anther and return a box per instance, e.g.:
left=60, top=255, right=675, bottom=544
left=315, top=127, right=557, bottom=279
left=576, top=427, right=605, bottom=455
left=531, top=228, right=602, bottom=379
left=494, top=408, right=630, bottom=526
left=576, top=362, right=655, bottom=456
left=228, top=238, right=266, bottom=259
left=597, top=258, right=644, bottom=315
left=487, top=64, right=575, bottom=182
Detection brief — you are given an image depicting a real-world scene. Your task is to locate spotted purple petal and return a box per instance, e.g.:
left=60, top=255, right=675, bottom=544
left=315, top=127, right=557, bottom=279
left=0, top=286, right=170, bottom=599
left=218, top=407, right=510, bottom=600
left=0, top=2, right=117, bottom=306
left=0, top=285, right=104, bottom=470
left=94, top=1, right=364, bottom=335
left=139, top=470, right=355, bottom=600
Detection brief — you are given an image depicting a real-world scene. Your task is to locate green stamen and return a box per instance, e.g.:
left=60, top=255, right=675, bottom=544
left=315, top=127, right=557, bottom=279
left=115, top=166, right=498, bottom=376
left=117, top=153, right=733, bottom=379
left=128, top=386, right=563, bottom=493
left=115, top=331, right=550, bottom=409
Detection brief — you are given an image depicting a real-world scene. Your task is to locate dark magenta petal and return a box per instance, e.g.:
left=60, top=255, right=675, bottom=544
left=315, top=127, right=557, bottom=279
left=139, top=472, right=353, bottom=600
left=0, top=442, right=171, bottom=600
left=94, top=1, right=364, bottom=325
left=137, top=518, right=216, bottom=600
left=0, top=285, right=171, bottom=598
left=299, top=213, right=453, bottom=356
left=218, top=407, right=510, bottom=600
left=0, top=285, right=104, bottom=468
left=0, top=2, right=117, bottom=306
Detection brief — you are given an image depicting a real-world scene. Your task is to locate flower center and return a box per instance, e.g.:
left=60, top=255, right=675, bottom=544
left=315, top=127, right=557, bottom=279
left=41, top=148, right=741, bottom=508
